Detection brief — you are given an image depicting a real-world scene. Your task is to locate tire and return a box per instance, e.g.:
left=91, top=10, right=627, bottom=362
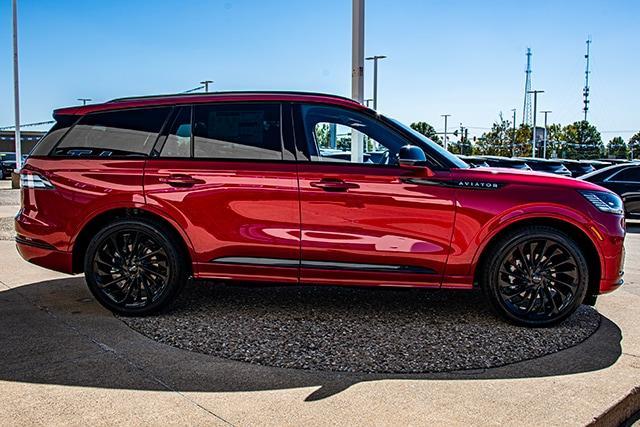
left=84, top=218, right=187, bottom=315
left=481, top=225, right=589, bottom=327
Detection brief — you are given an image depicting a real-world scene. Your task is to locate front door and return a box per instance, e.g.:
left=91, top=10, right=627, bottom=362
left=144, top=103, right=301, bottom=283
left=294, top=104, right=456, bottom=287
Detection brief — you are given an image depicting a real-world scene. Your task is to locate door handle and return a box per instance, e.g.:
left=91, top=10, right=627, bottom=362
left=158, top=174, right=205, bottom=187
left=310, top=178, right=360, bottom=192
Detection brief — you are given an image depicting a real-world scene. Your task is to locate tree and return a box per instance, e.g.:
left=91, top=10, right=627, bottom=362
left=559, top=121, right=604, bottom=160
left=513, top=124, right=532, bottom=157
left=474, top=114, right=513, bottom=156
left=410, top=122, right=441, bottom=144
left=543, top=123, right=563, bottom=158
left=606, top=136, right=628, bottom=159
left=629, top=131, right=640, bottom=160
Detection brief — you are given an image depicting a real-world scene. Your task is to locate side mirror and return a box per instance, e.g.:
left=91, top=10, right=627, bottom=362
left=398, top=145, right=434, bottom=176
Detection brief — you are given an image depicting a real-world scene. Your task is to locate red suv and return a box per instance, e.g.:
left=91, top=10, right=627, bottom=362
left=16, top=92, right=625, bottom=326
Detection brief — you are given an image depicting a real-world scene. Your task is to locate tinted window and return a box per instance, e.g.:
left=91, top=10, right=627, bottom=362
left=193, top=103, right=282, bottom=160
left=301, top=105, right=407, bottom=165
left=160, top=107, right=192, bottom=158
left=30, top=116, right=77, bottom=156
left=1, top=153, right=16, bottom=161
left=54, top=108, right=170, bottom=157
left=611, top=167, right=640, bottom=182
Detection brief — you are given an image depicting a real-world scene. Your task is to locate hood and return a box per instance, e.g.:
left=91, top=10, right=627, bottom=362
left=449, top=166, right=608, bottom=192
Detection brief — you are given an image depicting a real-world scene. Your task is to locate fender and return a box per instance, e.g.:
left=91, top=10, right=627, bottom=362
left=466, top=203, right=605, bottom=278
left=68, top=201, right=199, bottom=275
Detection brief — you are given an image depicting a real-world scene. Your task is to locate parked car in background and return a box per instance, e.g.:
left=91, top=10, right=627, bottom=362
left=0, top=152, right=17, bottom=180
left=457, top=155, right=489, bottom=168
left=581, top=163, right=640, bottom=219
left=589, top=160, right=615, bottom=170
left=16, top=91, right=625, bottom=326
left=477, top=156, right=532, bottom=170
left=596, top=158, right=629, bottom=165
left=558, top=159, right=596, bottom=178
left=518, top=158, right=572, bottom=177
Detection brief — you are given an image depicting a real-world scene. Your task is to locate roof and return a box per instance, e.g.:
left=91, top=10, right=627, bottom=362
left=54, top=91, right=367, bottom=116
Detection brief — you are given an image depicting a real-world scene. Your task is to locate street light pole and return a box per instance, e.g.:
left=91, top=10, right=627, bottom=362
left=541, top=110, right=552, bottom=159
left=200, top=80, right=213, bottom=92
left=511, top=109, right=517, bottom=157
left=351, top=0, right=365, bottom=163
left=364, top=98, right=373, bottom=108
left=441, top=114, right=451, bottom=150
left=527, top=90, right=544, bottom=157
left=12, top=0, right=22, bottom=171
left=365, top=55, right=386, bottom=110
left=77, top=98, right=92, bottom=106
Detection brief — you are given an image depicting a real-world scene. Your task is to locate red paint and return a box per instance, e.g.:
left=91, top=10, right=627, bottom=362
left=16, top=93, right=625, bottom=296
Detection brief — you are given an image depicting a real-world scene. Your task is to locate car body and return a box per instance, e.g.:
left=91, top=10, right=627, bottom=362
left=558, top=159, right=596, bottom=178
left=517, top=158, right=572, bottom=176
left=477, top=156, right=532, bottom=171
left=0, top=152, right=17, bottom=179
left=16, top=92, right=625, bottom=326
left=581, top=163, right=640, bottom=218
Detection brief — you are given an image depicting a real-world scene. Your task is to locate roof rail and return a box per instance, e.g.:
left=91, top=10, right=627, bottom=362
left=107, top=91, right=359, bottom=104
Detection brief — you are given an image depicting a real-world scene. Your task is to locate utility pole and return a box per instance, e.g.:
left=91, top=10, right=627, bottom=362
left=12, top=0, right=22, bottom=171
left=441, top=114, right=451, bottom=151
left=365, top=55, right=386, bottom=110
left=583, top=37, right=591, bottom=122
left=522, top=48, right=533, bottom=125
left=351, top=0, right=365, bottom=162
left=541, top=110, right=552, bottom=159
left=511, top=109, right=517, bottom=156
left=528, top=90, right=544, bottom=157
left=200, top=80, right=213, bottom=92
left=77, top=98, right=92, bottom=106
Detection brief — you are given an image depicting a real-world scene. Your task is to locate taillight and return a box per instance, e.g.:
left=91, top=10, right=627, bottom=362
left=20, top=171, right=54, bottom=189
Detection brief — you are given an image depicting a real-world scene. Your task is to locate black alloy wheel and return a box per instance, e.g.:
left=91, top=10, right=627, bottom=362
left=84, top=218, right=186, bottom=315
left=482, top=226, right=589, bottom=326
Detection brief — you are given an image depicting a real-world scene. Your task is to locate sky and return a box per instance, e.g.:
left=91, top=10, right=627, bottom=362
left=1, top=0, right=639, bottom=140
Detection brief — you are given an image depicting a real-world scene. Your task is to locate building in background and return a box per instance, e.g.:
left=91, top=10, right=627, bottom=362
left=0, top=130, right=46, bottom=154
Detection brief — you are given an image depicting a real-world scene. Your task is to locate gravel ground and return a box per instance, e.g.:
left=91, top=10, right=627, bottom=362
left=119, top=282, right=600, bottom=374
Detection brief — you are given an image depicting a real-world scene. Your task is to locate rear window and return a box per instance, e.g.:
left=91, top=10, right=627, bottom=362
left=611, top=167, right=640, bottom=182
left=193, top=103, right=282, bottom=160
left=30, top=116, right=77, bottom=156
left=53, top=107, right=170, bottom=157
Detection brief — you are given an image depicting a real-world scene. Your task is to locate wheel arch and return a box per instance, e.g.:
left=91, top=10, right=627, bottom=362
left=71, top=207, right=195, bottom=275
left=472, top=217, right=602, bottom=305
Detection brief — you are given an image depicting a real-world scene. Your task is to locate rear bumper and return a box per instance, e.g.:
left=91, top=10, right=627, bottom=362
left=15, top=238, right=74, bottom=274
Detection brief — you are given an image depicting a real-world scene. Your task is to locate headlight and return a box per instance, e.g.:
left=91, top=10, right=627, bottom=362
left=579, top=190, right=624, bottom=215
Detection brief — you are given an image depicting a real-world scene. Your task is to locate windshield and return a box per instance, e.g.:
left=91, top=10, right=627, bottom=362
left=385, top=117, right=469, bottom=169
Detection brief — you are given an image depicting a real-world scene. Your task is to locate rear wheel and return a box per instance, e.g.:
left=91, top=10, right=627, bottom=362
left=482, top=226, right=589, bottom=327
left=84, top=218, right=187, bottom=315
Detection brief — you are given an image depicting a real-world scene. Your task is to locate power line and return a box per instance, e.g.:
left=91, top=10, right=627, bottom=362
left=0, top=120, right=54, bottom=130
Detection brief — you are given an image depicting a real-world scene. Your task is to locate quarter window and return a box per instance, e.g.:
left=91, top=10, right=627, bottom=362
left=54, top=108, right=170, bottom=157
left=160, top=107, right=192, bottom=158
left=193, top=103, right=282, bottom=160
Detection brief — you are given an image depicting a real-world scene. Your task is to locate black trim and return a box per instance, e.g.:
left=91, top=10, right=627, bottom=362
left=15, top=236, right=56, bottom=250
left=211, top=257, right=436, bottom=274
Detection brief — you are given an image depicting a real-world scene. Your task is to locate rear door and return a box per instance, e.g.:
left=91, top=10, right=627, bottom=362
left=143, top=102, right=301, bottom=283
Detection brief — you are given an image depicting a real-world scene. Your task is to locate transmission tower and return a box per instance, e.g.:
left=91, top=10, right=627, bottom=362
left=522, top=48, right=533, bottom=125
left=583, top=37, right=592, bottom=122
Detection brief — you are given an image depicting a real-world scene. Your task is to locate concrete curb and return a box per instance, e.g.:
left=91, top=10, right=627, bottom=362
left=589, top=386, right=640, bottom=426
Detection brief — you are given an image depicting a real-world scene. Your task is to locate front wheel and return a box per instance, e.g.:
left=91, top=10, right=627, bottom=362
left=84, top=218, right=187, bottom=315
left=482, top=226, right=589, bottom=327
